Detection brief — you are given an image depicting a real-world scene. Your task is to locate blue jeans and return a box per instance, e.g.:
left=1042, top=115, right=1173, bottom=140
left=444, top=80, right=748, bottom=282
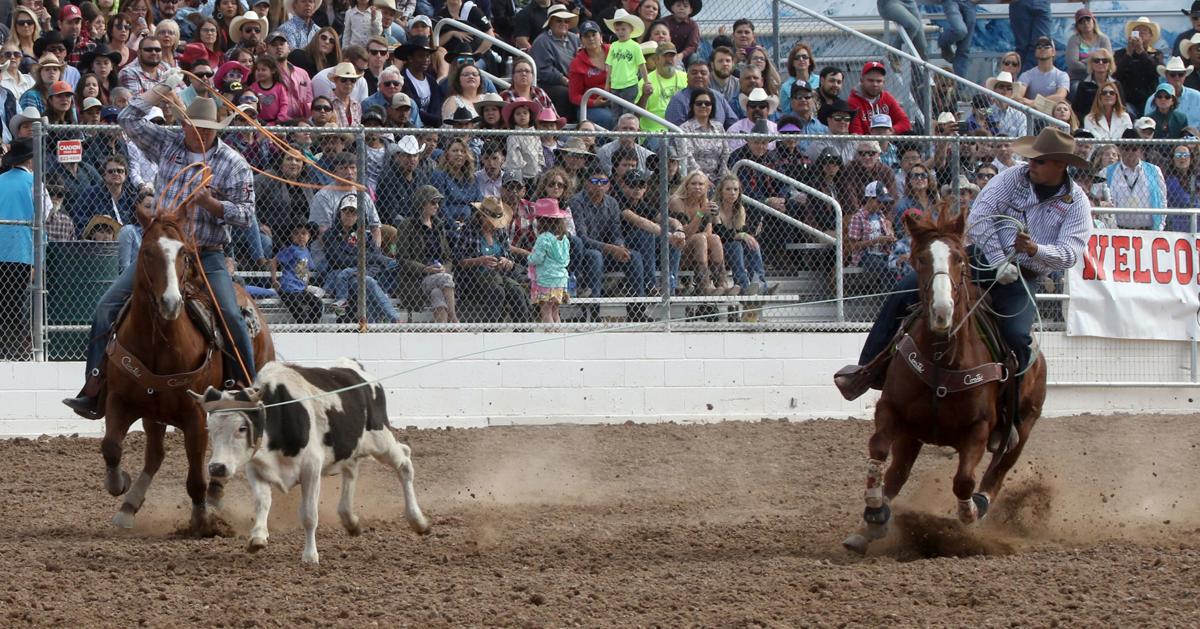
left=85, top=249, right=257, bottom=385
left=569, top=234, right=603, bottom=295
left=610, top=85, right=639, bottom=119
left=878, top=0, right=928, bottom=59
left=1010, top=0, right=1051, bottom=71
left=230, top=214, right=272, bottom=263
left=858, top=247, right=1036, bottom=370
left=723, top=239, right=765, bottom=292
left=584, top=106, right=616, bottom=130
left=939, top=0, right=976, bottom=76
left=589, top=244, right=646, bottom=297
left=326, top=268, right=403, bottom=323
left=628, top=230, right=681, bottom=292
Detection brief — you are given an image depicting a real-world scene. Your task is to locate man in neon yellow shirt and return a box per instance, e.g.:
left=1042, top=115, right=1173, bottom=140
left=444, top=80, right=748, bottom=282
left=640, top=41, right=688, bottom=133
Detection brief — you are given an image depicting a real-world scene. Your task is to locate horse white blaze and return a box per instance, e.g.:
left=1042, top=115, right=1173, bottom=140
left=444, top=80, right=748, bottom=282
left=158, top=237, right=185, bottom=320
left=929, top=240, right=953, bottom=332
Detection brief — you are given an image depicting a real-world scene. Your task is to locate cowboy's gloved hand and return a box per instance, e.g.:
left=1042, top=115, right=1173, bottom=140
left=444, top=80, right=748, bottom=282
left=996, top=262, right=1020, bottom=285
left=162, top=67, right=185, bottom=90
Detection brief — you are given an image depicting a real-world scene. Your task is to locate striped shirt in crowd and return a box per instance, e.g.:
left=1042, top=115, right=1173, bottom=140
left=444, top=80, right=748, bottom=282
left=119, top=94, right=255, bottom=248
left=966, top=163, right=1092, bottom=277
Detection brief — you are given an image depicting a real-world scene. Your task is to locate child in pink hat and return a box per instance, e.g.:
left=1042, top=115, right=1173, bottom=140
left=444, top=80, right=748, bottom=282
left=527, top=197, right=572, bottom=322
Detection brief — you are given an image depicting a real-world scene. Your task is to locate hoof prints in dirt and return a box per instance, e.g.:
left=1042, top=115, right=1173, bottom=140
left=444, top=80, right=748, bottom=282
left=892, top=511, right=1016, bottom=560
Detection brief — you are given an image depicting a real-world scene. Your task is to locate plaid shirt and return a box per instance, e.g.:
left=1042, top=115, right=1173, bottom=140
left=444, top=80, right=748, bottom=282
left=120, top=93, right=255, bottom=247
left=118, top=61, right=172, bottom=96
left=848, top=208, right=895, bottom=265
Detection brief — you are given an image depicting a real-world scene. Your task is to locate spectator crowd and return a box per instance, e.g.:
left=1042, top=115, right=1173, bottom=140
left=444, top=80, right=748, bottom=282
left=0, top=0, right=1195, bottom=330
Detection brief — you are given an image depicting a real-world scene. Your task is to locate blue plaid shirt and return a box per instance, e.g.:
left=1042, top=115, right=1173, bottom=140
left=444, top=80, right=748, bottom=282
left=119, top=94, right=256, bottom=247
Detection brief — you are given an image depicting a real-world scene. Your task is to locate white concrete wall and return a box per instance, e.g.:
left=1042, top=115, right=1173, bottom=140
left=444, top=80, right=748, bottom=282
left=1, top=332, right=1196, bottom=437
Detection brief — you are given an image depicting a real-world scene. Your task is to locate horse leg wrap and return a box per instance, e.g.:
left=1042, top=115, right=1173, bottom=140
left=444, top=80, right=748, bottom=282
left=864, top=458, right=886, bottom=508
left=972, top=493, right=990, bottom=520
left=957, top=498, right=979, bottom=523
left=863, top=502, right=892, bottom=525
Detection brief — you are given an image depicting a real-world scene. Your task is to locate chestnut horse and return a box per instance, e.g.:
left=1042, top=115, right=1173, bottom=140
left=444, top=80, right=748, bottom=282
left=842, top=209, right=1046, bottom=554
left=101, top=205, right=274, bottom=534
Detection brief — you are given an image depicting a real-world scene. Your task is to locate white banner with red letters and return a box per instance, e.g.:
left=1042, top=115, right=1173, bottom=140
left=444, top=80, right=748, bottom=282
left=1068, top=229, right=1200, bottom=341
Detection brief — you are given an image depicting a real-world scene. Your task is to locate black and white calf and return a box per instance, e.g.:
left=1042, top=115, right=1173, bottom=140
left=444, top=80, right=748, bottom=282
left=191, top=358, right=431, bottom=564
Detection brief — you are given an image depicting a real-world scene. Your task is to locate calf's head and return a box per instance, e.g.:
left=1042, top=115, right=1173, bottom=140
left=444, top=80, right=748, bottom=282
left=189, top=385, right=264, bottom=480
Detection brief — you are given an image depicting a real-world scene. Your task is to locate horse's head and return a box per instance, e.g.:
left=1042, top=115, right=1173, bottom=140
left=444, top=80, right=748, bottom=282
left=136, top=203, right=198, bottom=321
left=903, top=207, right=969, bottom=336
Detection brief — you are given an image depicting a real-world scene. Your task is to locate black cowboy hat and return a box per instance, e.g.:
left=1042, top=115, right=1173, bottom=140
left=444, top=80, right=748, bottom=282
left=396, top=35, right=437, bottom=59
left=1184, top=0, right=1200, bottom=16
left=816, top=98, right=855, bottom=125
left=443, top=105, right=480, bottom=125
left=669, top=0, right=702, bottom=17
left=2, top=138, right=34, bottom=169
left=442, top=37, right=475, bottom=62
left=34, top=31, right=74, bottom=58
left=80, top=43, right=122, bottom=71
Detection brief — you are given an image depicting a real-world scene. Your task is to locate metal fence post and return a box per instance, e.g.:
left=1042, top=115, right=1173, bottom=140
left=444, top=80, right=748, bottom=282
left=771, top=0, right=781, bottom=65
left=356, top=127, right=368, bottom=332
left=31, top=121, right=46, bottom=361
left=657, top=131, right=670, bottom=331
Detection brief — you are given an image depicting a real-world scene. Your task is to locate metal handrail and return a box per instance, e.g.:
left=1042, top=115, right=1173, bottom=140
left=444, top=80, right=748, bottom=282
left=482, top=69, right=509, bottom=90
left=729, top=159, right=845, bottom=321
left=579, top=87, right=682, bottom=132
left=432, top=18, right=536, bottom=84
left=775, top=0, right=1066, bottom=131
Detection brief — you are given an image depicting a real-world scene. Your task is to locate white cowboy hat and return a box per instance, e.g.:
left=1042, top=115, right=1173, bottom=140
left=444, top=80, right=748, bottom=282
left=474, top=92, right=504, bottom=110
left=1182, top=33, right=1200, bottom=58
left=738, top=87, right=779, bottom=116
left=229, top=11, right=269, bottom=44
left=985, top=70, right=1027, bottom=100
left=604, top=9, right=645, bottom=39
left=1157, top=55, right=1194, bottom=77
left=640, top=40, right=659, bottom=56
left=284, top=0, right=322, bottom=16
left=9, top=105, right=47, bottom=136
left=331, top=61, right=363, bottom=80
left=1124, top=16, right=1162, bottom=45
left=541, top=3, right=579, bottom=29
left=373, top=0, right=396, bottom=10
left=391, top=134, right=425, bottom=155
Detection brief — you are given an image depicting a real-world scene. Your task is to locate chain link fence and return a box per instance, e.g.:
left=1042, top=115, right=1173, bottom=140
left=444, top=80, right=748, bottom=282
left=19, top=122, right=1200, bottom=384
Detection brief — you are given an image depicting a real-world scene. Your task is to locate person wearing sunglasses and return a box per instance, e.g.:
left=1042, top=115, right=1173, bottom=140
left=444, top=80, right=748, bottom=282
left=1143, top=56, right=1200, bottom=129
left=1015, top=36, right=1068, bottom=108
left=117, top=36, right=171, bottom=95
left=1102, top=127, right=1167, bottom=230
left=1146, top=82, right=1189, bottom=138
left=1065, top=8, right=1112, bottom=87
left=569, top=165, right=649, bottom=312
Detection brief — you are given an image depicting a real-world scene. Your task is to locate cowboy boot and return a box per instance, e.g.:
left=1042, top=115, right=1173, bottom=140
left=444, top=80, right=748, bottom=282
left=696, top=267, right=718, bottom=296
left=833, top=350, right=892, bottom=401
left=62, top=369, right=107, bottom=420
left=714, top=267, right=741, bottom=296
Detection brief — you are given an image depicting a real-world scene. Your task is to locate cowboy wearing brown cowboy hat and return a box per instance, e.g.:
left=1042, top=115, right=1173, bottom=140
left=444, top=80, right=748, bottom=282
left=64, top=68, right=260, bottom=419
left=835, top=127, right=1093, bottom=448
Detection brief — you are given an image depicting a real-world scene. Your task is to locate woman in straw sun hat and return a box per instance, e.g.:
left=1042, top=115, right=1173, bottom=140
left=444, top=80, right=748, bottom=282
left=1114, top=16, right=1165, bottom=116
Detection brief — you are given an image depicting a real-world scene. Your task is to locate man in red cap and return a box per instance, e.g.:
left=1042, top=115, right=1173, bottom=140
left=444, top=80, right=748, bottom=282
left=59, top=4, right=91, bottom=65
left=846, top=61, right=911, bottom=135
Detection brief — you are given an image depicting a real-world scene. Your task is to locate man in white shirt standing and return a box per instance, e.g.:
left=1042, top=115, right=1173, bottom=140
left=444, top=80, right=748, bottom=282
left=1103, top=128, right=1167, bottom=230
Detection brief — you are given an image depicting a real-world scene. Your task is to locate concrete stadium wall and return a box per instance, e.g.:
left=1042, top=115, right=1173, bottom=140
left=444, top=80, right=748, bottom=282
left=0, top=332, right=1195, bottom=437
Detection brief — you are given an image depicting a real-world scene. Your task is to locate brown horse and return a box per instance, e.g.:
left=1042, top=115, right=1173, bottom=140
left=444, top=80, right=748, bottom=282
left=842, top=209, right=1046, bottom=554
left=101, top=204, right=274, bottom=534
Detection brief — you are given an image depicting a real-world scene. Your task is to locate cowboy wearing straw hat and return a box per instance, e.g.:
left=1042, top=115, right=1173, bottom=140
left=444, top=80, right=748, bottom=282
left=837, top=127, right=1093, bottom=446
left=63, top=68, right=259, bottom=419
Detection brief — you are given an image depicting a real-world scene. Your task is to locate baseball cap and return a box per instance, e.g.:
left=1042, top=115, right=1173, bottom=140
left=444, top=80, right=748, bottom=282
left=869, top=114, right=892, bottom=129
left=410, top=15, right=432, bottom=28
left=864, top=181, right=893, bottom=203
left=657, top=41, right=677, bottom=56
left=59, top=4, right=82, bottom=21
left=49, top=81, right=73, bottom=96
left=1135, top=116, right=1157, bottom=130
left=861, top=61, right=886, bottom=76
left=502, top=170, right=525, bottom=186
left=267, top=30, right=287, bottom=43
left=1035, top=36, right=1054, bottom=48
left=580, top=20, right=601, bottom=35
left=100, top=106, right=120, bottom=122
left=391, top=92, right=414, bottom=109
left=82, top=97, right=103, bottom=111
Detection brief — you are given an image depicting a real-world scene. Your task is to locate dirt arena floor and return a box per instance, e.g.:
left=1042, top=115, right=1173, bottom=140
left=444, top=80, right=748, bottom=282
left=1, top=412, right=1198, bottom=627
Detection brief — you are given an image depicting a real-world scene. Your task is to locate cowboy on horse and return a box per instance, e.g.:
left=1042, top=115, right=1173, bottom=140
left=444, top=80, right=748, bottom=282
left=64, top=68, right=259, bottom=419
left=835, top=127, right=1093, bottom=449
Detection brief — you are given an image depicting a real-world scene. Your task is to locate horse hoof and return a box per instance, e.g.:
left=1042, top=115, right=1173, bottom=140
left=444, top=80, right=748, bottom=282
left=972, top=493, right=991, bottom=520
left=344, top=519, right=363, bottom=537
left=410, top=515, right=432, bottom=535
left=247, top=537, right=268, bottom=553
left=957, top=498, right=979, bottom=525
left=301, top=552, right=320, bottom=565
left=112, top=511, right=135, bottom=529
left=106, top=469, right=131, bottom=497
left=843, top=533, right=871, bottom=555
